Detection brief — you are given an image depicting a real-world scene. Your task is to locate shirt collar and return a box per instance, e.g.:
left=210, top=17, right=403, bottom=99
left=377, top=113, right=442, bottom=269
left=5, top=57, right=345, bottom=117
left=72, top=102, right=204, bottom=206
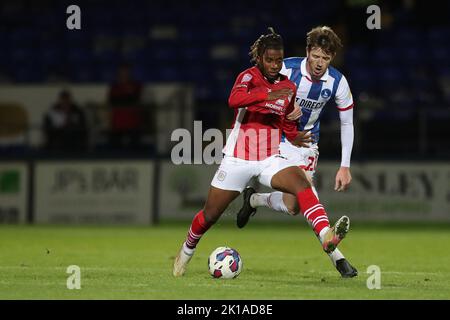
left=301, top=57, right=329, bottom=82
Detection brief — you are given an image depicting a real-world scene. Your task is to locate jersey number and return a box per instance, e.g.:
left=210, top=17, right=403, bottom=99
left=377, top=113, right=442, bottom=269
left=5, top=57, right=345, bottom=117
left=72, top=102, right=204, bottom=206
left=304, top=156, right=317, bottom=172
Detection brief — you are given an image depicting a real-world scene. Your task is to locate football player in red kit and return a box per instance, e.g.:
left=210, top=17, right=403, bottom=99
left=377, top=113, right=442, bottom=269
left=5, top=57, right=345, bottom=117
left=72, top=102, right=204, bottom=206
left=173, top=28, right=350, bottom=277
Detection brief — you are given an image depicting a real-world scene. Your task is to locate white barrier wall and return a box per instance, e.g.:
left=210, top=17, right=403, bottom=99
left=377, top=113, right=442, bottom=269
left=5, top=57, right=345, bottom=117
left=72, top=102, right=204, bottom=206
left=1, top=160, right=448, bottom=224
left=34, top=161, right=154, bottom=224
left=0, top=162, right=28, bottom=223
left=314, top=162, right=450, bottom=221
left=159, top=161, right=450, bottom=222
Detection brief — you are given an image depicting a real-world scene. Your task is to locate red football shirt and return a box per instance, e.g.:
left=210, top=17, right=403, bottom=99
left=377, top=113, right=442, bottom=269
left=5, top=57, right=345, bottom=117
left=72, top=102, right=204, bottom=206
left=224, top=66, right=298, bottom=160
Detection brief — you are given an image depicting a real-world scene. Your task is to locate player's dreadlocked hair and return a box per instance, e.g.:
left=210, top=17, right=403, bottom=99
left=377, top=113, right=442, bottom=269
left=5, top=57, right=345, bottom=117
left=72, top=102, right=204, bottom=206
left=306, top=26, right=343, bottom=56
left=249, top=27, right=284, bottom=64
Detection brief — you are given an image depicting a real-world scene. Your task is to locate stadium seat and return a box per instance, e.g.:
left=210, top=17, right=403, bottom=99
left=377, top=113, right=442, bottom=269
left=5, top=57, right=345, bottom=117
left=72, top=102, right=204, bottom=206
left=71, top=64, right=97, bottom=83
left=39, top=47, right=64, bottom=67
left=373, top=48, right=394, bottom=66
left=344, top=47, right=369, bottom=65
left=401, top=46, right=423, bottom=65
left=67, top=48, right=93, bottom=64
left=427, top=27, right=450, bottom=45
left=347, top=67, right=376, bottom=93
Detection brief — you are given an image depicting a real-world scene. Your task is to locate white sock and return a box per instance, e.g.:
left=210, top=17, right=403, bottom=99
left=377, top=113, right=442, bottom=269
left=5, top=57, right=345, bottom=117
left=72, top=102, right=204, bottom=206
left=328, top=248, right=345, bottom=266
left=249, top=193, right=270, bottom=208
left=317, top=226, right=345, bottom=266
left=318, top=226, right=330, bottom=242
left=182, top=242, right=195, bottom=256
left=250, top=192, right=291, bottom=214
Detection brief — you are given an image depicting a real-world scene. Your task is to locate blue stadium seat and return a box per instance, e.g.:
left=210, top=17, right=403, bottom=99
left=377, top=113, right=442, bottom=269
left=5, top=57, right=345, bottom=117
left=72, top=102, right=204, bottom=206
left=71, top=64, right=97, bottom=82
left=67, top=48, right=93, bottom=64
left=39, top=46, right=65, bottom=66
left=427, top=28, right=450, bottom=45
left=10, top=46, right=36, bottom=64
left=182, top=63, right=211, bottom=82
left=347, top=67, right=376, bottom=93
left=93, top=50, right=122, bottom=65
left=14, top=63, right=45, bottom=82
left=373, top=47, right=394, bottom=66
left=376, top=67, right=404, bottom=91
left=182, top=46, right=206, bottom=61
left=430, top=46, right=449, bottom=65
left=150, top=43, right=180, bottom=61
left=401, top=46, right=423, bottom=65
left=344, top=47, right=369, bottom=65
left=97, top=65, right=117, bottom=82
left=157, top=65, right=181, bottom=82
left=394, top=28, right=424, bottom=45
left=9, top=29, right=38, bottom=46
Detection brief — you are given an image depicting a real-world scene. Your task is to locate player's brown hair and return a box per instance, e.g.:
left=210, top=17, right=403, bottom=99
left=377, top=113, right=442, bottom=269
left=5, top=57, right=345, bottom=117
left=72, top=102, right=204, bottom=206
left=306, top=26, right=343, bottom=56
left=249, top=27, right=284, bottom=64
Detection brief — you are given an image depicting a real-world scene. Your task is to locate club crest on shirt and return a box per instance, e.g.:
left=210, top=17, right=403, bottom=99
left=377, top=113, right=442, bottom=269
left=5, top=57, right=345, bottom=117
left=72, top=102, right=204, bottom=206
left=321, top=88, right=331, bottom=99
left=241, top=73, right=252, bottom=83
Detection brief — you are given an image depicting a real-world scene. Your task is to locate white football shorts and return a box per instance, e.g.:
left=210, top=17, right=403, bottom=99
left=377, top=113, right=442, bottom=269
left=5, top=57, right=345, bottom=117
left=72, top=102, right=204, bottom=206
left=211, top=153, right=298, bottom=192
left=279, top=140, right=319, bottom=179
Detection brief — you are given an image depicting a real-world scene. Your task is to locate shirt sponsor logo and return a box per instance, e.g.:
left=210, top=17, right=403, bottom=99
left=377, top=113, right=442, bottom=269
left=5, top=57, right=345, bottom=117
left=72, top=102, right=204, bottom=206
left=298, top=99, right=326, bottom=110
left=264, top=103, right=284, bottom=114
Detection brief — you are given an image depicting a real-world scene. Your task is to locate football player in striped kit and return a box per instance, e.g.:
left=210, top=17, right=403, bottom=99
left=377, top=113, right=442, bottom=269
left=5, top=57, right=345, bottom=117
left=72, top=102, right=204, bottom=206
left=236, top=26, right=357, bottom=278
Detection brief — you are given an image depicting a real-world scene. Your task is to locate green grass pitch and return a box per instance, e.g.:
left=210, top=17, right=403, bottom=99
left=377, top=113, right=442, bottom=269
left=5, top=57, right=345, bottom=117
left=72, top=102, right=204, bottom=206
left=1, top=221, right=450, bottom=299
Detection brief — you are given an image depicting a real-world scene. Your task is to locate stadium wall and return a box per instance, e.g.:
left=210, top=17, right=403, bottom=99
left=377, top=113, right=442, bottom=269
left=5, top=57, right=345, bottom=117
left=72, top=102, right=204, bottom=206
left=0, top=162, right=28, bottom=223
left=0, top=160, right=449, bottom=224
left=159, top=161, right=450, bottom=222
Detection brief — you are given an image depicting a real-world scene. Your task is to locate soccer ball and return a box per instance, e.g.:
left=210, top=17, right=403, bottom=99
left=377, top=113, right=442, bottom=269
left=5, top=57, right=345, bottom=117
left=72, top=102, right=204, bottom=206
left=208, top=246, right=243, bottom=279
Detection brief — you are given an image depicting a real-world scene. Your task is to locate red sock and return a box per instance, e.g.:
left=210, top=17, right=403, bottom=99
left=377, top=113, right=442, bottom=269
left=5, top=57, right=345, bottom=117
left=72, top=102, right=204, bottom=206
left=185, top=210, right=213, bottom=249
left=297, top=188, right=329, bottom=235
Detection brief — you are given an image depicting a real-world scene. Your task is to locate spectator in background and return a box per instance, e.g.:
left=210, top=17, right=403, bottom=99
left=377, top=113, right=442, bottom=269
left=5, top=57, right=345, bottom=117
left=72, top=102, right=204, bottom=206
left=43, top=90, right=87, bottom=152
left=108, top=63, right=143, bottom=150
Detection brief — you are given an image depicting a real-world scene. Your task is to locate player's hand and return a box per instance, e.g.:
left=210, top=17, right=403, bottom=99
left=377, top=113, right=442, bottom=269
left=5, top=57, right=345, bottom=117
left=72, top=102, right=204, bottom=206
left=291, top=130, right=314, bottom=148
left=335, top=167, right=352, bottom=192
left=286, top=102, right=301, bottom=120
left=267, top=88, right=293, bottom=101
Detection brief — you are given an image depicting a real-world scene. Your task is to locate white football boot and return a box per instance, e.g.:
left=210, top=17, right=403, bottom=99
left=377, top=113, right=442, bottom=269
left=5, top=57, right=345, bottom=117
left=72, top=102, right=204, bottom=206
left=321, top=215, right=350, bottom=253
left=173, top=244, right=194, bottom=277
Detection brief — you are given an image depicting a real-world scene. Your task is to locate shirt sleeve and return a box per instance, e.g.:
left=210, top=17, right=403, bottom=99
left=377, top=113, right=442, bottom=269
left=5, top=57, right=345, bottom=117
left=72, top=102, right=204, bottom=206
left=335, top=75, right=354, bottom=111
left=228, top=71, right=268, bottom=109
left=339, top=107, right=354, bottom=167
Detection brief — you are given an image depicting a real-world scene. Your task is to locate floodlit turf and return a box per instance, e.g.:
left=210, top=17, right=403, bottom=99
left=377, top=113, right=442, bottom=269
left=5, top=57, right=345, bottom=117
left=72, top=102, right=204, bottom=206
left=0, top=221, right=450, bottom=299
